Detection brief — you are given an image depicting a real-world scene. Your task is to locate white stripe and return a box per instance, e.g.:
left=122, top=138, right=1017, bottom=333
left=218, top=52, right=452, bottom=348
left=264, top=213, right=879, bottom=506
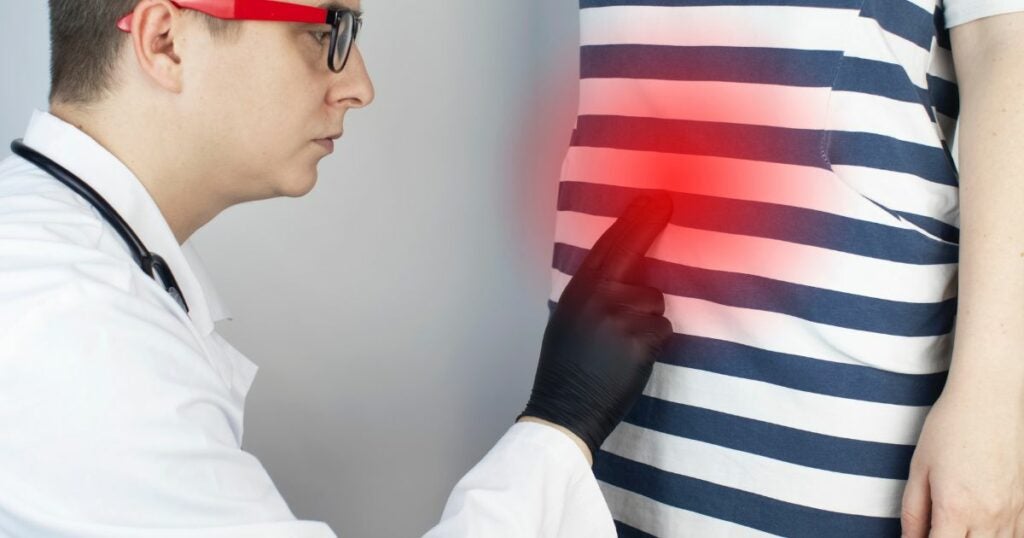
left=581, top=6, right=854, bottom=52
left=550, top=270, right=953, bottom=374
left=936, top=111, right=958, bottom=147
left=602, top=423, right=907, bottom=518
left=560, top=146, right=912, bottom=226
left=578, top=78, right=831, bottom=130
left=828, top=90, right=943, bottom=148
left=831, top=164, right=959, bottom=227
left=644, top=363, right=930, bottom=445
left=903, top=0, right=938, bottom=14
left=927, top=45, right=956, bottom=83
left=599, top=481, right=782, bottom=537
left=553, top=210, right=958, bottom=302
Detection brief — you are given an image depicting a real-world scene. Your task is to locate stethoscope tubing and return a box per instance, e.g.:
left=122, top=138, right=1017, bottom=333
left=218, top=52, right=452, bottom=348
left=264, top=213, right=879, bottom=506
left=9, top=139, right=190, bottom=313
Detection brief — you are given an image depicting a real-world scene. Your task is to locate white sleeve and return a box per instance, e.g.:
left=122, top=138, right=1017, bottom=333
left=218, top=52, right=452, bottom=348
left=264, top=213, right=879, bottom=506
left=0, top=271, right=335, bottom=538
left=422, top=422, right=615, bottom=538
left=943, top=0, right=1024, bottom=28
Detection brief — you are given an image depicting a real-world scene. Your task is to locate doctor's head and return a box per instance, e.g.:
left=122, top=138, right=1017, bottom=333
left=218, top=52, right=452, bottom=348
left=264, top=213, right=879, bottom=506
left=45, top=0, right=374, bottom=203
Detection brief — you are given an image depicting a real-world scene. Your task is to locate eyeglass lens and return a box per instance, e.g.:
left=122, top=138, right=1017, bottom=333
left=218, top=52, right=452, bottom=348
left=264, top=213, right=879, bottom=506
left=329, top=11, right=360, bottom=73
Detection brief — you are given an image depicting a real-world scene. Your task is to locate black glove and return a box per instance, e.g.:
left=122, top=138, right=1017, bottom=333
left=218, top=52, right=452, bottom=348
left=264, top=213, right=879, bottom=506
left=520, top=192, right=675, bottom=458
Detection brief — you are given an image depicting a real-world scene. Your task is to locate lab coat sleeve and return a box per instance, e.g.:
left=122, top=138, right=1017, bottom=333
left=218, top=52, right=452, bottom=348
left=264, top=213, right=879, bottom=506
left=422, top=421, right=616, bottom=538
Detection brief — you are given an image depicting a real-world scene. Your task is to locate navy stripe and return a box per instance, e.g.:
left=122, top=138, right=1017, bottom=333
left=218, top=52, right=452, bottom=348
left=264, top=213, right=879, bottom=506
left=859, top=0, right=935, bottom=50
left=917, top=85, right=938, bottom=123
left=892, top=210, right=959, bottom=243
left=661, top=333, right=947, bottom=405
left=827, top=131, right=958, bottom=186
left=572, top=114, right=958, bottom=188
left=834, top=56, right=923, bottom=104
left=581, top=45, right=843, bottom=87
left=829, top=57, right=960, bottom=128
left=934, top=5, right=952, bottom=50
left=547, top=302, right=948, bottom=404
left=572, top=114, right=829, bottom=169
left=832, top=56, right=943, bottom=125
left=557, top=181, right=959, bottom=265
left=595, top=451, right=903, bottom=537
left=624, top=395, right=917, bottom=479
left=554, top=242, right=956, bottom=336
left=927, top=74, right=960, bottom=119
left=583, top=0, right=862, bottom=7
left=614, top=521, right=657, bottom=538
left=581, top=46, right=958, bottom=122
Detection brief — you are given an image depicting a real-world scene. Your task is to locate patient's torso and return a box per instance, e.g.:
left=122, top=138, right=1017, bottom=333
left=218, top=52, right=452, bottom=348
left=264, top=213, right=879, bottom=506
left=552, top=1, right=961, bottom=535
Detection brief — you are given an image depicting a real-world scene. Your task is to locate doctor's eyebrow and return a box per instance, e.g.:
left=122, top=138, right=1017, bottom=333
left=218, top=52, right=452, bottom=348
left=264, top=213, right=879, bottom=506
left=318, top=1, right=363, bottom=16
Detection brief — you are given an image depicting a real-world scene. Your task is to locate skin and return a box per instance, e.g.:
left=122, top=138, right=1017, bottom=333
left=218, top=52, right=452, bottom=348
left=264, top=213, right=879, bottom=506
left=47, top=0, right=598, bottom=464
left=900, top=11, right=1024, bottom=538
left=519, top=417, right=593, bottom=465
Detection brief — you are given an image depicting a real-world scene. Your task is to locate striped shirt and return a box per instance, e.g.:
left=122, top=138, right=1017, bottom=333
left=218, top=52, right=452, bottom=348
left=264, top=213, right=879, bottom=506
left=550, top=0, right=1024, bottom=536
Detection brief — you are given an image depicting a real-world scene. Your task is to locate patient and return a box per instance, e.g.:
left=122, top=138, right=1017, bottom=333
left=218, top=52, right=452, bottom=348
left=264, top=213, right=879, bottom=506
left=551, top=1, right=1023, bottom=536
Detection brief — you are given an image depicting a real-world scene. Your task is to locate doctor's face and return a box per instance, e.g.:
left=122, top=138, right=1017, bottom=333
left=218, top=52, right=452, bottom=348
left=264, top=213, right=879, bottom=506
left=182, top=0, right=374, bottom=203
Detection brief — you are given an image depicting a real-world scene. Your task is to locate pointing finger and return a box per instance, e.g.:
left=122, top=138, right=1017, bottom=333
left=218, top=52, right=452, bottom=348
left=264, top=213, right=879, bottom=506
left=600, top=191, right=673, bottom=283
left=578, top=195, right=652, bottom=275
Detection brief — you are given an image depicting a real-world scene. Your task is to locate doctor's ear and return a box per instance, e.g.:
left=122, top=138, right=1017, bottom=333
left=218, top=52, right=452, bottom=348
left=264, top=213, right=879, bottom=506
left=124, top=0, right=186, bottom=94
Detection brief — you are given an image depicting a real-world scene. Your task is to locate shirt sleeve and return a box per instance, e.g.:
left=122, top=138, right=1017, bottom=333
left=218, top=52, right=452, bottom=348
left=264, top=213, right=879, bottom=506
left=422, top=422, right=616, bottom=538
left=0, top=268, right=335, bottom=537
left=943, top=0, right=1024, bottom=28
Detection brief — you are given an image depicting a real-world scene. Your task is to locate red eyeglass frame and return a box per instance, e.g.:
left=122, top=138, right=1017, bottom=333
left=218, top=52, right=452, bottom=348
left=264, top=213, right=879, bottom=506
left=116, top=0, right=332, bottom=32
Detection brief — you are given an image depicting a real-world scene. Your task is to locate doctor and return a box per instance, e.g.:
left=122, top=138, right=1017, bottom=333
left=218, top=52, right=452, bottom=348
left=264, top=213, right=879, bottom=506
left=0, top=0, right=675, bottom=536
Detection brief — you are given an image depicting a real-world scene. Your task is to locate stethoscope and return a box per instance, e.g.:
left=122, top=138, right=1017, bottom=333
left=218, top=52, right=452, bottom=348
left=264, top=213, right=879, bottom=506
left=10, top=140, right=190, bottom=314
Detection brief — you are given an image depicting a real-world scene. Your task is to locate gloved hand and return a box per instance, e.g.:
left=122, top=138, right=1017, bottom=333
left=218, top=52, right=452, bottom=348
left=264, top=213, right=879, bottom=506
left=519, top=192, right=675, bottom=459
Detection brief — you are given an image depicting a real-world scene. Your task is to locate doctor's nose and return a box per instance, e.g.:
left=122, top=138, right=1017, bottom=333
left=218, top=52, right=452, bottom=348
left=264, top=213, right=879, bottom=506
left=328, top=45, right=374, bottom=110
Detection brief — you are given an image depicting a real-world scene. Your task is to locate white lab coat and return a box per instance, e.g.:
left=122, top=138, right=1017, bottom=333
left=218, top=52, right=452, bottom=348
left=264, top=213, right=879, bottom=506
left=0, top=110, right=615, bottom=538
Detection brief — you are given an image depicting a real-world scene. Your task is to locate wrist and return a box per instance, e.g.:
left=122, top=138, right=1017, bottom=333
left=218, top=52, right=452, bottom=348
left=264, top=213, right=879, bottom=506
left=517, top=416, right=593, bottom=465
left=945, top=352, right=1024, bottom=402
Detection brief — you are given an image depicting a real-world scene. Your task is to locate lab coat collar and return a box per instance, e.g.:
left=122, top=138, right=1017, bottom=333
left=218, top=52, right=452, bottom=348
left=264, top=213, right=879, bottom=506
left=21, top=109, right=230, bottom=334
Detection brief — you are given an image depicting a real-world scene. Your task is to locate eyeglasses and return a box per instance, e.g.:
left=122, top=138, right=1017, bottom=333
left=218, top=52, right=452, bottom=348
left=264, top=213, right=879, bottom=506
left=116, top=0, right=363, bottom=73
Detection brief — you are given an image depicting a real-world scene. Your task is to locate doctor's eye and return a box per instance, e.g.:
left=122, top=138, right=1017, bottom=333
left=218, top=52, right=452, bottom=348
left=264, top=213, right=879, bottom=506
left=309, top=30, right=331, bottom=44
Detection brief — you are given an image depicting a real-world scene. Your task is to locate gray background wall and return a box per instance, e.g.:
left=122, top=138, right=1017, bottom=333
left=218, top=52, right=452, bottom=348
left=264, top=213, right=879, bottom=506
left=0, top=2, right=581, bottom=537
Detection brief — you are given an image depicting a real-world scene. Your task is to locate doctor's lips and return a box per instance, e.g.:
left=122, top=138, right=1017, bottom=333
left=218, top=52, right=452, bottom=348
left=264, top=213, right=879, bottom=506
left=315, top=131, right=343, bottom=153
